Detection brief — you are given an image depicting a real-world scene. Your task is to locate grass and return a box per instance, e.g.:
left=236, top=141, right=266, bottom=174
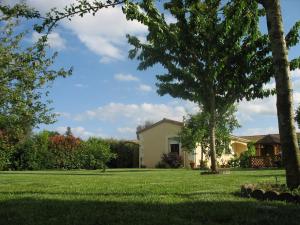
left=0, top=169, right=299, bottom=225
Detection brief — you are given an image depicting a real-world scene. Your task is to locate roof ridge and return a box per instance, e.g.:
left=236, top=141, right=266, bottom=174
left=137, top=118, right=183, bottom=134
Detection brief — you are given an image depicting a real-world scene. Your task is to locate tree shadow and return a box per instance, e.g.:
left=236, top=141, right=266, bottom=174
left=0, top=169, right=163, bottom=176
left=0, top=197, right=299, bottom=225
left=0, top=172, right=113, bottom=176
left=0, top=190, right=229, bottom=198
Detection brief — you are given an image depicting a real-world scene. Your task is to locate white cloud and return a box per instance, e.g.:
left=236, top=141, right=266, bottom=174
left=117, top=127, right=136, bottom=134
left=19, top=0, right=147, bottom=63
left=74, top=83, right=88, bottom=88
left=114, top=73, right=139, bottom=82
left=13, top=0, right=147, bottom=62
left=74, top=102, right=199, bottom=124
left=55, top=126, right=106, bottom=139
left=165, top=14, right=177, bottom=24
left=292, top=69, right=300, bottom=79
left=237, top=90, right=300, bottom=123
left=237, top=126, right=279, bottom=136
left=55, top=112, right=71, bottom=119
left=32, top=32, right=66, bottom=50
left=65, top=7, right=147, bottom=63
left=237, top=96, right=277, bottom=121
left=78, top=34, right=124, bottom=62
left=138, top=84, right=152, bottom=92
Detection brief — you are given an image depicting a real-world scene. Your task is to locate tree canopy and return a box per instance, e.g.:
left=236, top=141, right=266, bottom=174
left=123, top=0, right=276, bottom=171
left=0, top=12, right=71, bottom=143
left=180, top=105, right=240, bottom=156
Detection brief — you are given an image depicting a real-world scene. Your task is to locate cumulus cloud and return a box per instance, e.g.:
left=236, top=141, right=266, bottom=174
left=114, top=73, right=139, bottom=82
left=17, top=0, right=147, bottom=63
left=237, top=90, right=300, bottom=123
left=117, top=127, right=136, bottom=134
left=74, top=101, right=199, bottom=124
left=138, top=84, right=152, bottom=92
left=55, top=112, right=71, bottom=119
left=55, top=126, right=106, bottom=139
left=292, top=69, right=300, bottom=79
left=237, top=96, right=277, bottom=120
left=74, top=83, right=88, bottom=88
left=237, top=126, right=279, bottom=136
left=32, top=32, right=66, bottom=50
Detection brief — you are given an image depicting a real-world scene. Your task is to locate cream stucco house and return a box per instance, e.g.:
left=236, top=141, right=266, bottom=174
left=137, top=118, right=249, bottom=168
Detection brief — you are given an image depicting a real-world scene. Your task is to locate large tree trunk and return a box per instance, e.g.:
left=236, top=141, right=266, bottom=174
left=262, top=0, right=300, bottom=189
left=209, top=90, right=218, bottom=172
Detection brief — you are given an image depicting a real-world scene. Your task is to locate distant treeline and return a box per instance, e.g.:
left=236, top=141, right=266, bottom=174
left=0, top=130, right=139, bottom=171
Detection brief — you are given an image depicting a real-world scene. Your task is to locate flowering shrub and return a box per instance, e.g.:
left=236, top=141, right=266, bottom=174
left=0, top=130, right=116, bottom=171
left=156, top=152, right=182, bottom=168
left=48, top=135, right=81, bottom=169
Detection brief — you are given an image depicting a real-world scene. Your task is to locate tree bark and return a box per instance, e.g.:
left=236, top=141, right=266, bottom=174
left=262, top=0, right=300, bottom=189
left=200, top=143, right=204, bottom=168
left=209, top=90, right=218, bottom=172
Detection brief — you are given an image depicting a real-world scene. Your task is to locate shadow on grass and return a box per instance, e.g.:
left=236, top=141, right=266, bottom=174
left=0, top=191, right=230, bottom=199
left=0, top=169, right=161, bottom=176
left=0, top=172, right=114, bottom=176
left=0, top=198, right=299, bottom=225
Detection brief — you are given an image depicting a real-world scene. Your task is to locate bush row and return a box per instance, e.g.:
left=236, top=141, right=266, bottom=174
left=0, top=131, right=139, bottom=171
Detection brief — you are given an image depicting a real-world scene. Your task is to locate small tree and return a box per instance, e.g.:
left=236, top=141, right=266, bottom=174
left=239, top=142, right=256, bottom=168
left=136, top=120, right=154, bottom=133
left=180, top=105, right=240, bottom=167
left=80, top=138, right=116, bottom=172
left=65, top=127, right=73, bottom=137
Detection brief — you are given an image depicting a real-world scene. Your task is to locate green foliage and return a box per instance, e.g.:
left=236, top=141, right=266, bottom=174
left=0, top=1, right=127, bottom=33
left=0, top=129, right=117, bottom=171
left=227, top=142, right=256, bottom=168
left=80, top=138, right=116, bottom=171
left=48, top=134, right=82, bottom=169
left=105, top=139, right=139, bottom=168
left=180, top=105, right=240, bottom=157
left=239, top=142, right=256, bottom=168
left=0, top=131, right=13, bottom=170
left=156, top=153, right=182, bottom=169
left=123, top=0, right=275, bottom=171
left=227, top=155, right=240, bottom=168
left=0, top=16, right=71, bottom=145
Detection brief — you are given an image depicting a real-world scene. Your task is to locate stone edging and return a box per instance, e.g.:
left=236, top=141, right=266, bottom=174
left=241, top=184, right=300, bottom=203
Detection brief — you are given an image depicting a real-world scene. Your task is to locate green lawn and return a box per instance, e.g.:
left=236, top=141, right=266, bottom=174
left=0, top=169, right=299, bottom=225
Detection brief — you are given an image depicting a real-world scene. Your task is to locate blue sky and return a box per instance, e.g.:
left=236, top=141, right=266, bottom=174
left=8, top=0, right=300, bottom=140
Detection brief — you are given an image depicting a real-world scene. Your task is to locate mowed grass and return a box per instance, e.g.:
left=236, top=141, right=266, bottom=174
left=0, top=169, right=299, bottom=225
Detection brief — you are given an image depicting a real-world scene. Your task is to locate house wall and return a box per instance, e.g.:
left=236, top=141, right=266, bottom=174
left=138, top=122, right=185, bottom=168
left=138, top=121, right=249, bottom=168
left=230, top=141, right=248, bottom=156
left=195, top=140, right=248, bottom=168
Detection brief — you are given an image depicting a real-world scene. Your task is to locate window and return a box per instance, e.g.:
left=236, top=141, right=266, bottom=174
left=170, top=143, right=180, bottom=155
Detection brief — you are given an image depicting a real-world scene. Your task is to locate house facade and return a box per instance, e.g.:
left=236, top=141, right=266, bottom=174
left=137, top=118, right=249, bottom=168
left=137, top=118, right=194, bottom=168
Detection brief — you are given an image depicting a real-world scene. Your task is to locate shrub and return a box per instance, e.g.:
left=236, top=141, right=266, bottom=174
left=159, top=152, right=182, bottom=168
left=230, top=142, right=256, bottom=168
left=48, top=134, right=81, bottom=169
left=79, top=138, right=116, bottom=171
left=227, top=155, right=240, bottom=168
left=0, top=131, right=13, bottom=170
left=105, top=139, right=139, bottom=168
left=155, top=161, right=170, bottom=168
left=199, top=160, right=209, bottom=170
